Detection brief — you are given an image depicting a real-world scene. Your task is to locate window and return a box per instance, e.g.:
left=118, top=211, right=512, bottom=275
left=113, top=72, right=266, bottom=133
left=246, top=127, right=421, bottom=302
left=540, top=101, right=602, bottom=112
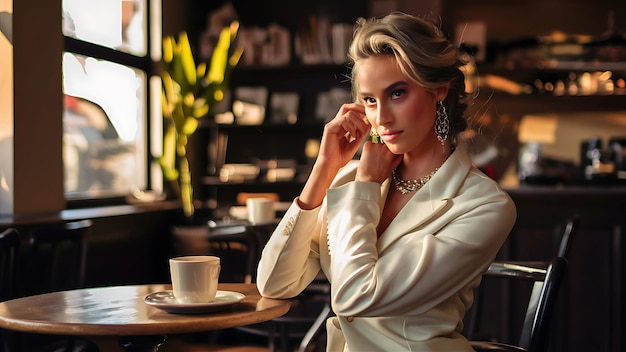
left=61, top=0, right=160, bottom=201
left=0, top=0, right=13, bottom=213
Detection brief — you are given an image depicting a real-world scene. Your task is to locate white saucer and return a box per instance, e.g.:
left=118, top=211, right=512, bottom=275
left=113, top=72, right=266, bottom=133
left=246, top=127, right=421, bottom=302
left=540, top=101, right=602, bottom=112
left=144, top=290, right=245, bottom=314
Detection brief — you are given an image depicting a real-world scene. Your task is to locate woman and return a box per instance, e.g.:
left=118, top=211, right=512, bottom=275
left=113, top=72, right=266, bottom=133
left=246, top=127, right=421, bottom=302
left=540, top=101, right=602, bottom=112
left=256, top=12, right=516, bottom=351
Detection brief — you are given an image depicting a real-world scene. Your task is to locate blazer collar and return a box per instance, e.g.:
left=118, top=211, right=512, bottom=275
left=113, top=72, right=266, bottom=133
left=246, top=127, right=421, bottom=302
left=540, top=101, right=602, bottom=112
left=377, top=143, right=473, bottom=251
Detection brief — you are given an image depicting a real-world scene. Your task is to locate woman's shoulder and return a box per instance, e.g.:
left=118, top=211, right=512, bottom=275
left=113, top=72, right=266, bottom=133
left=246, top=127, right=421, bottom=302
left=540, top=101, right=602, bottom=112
left=446, top=145, right=514, bottom=205
left=460, top=167, right=517, bottom=216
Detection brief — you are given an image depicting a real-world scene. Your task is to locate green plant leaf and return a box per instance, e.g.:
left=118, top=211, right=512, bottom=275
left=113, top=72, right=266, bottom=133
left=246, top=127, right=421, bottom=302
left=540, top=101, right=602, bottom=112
left=162, top=36, right=174, bottom=63
left=178, top=32, right=197, bottom=87
left=208, top=27, right=231, bottom=84
left=193, top=103, right=209, bottom=118
left=229, top=46, right=244, bottom=66
left=161, top=72, right=178, bottom=116
left=159, top=24, right=242, bottom=218
left=182, top=117, right=199, bottom=136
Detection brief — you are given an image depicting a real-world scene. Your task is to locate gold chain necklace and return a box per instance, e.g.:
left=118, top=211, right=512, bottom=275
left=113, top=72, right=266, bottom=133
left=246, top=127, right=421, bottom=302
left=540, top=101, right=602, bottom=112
left=391, top=168, right=439, bottom=194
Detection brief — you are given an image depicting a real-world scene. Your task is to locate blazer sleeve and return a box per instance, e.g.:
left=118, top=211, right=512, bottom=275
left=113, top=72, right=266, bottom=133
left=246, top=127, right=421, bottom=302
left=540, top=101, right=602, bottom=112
left=256, top=199, right=324, bottom=298
left=256, top=160, right=361, bottom=298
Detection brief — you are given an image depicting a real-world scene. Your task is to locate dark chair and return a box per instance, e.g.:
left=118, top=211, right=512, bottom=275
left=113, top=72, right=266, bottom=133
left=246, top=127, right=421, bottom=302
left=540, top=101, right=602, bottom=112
left=205, top=221, right=262, bottom=284
left=466, top=215, right=579, bottom=341
left=22, top=220, right=99, bottom=352
left=470, top=256, right=569, bottom=352
left=25, top=219, right=92, bottom=295
left=172, top=220, right=273, bottom=284
left=0, top=228, right=21, bottom=352
left=0, top=228, right=20, bottom=301
left=490, top=215, right=579, bottom=272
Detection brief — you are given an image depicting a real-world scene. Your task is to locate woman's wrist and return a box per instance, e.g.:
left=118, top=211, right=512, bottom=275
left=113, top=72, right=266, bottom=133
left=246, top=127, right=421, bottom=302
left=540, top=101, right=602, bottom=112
left=298, top=162, right=340, bottom=209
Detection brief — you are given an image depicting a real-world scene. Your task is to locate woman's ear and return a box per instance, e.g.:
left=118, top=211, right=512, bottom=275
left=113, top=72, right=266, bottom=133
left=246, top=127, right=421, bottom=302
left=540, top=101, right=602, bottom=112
left=434, top=86, right=449, bottom=101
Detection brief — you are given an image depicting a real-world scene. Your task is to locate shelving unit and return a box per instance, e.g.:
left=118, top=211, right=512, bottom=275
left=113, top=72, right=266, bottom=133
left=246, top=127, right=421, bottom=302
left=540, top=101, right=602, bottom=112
left=196, top=63, right=352, bottom=217
left=228, top=63, right=352, bottom=123
left=197, top=59, right=626, bottom=217
left=460, top=61, right=626, bottom=184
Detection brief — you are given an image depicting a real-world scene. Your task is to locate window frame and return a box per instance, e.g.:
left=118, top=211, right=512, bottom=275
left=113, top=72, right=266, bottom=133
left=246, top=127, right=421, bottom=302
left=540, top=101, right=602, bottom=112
left=62, top=3, right=159, bottom=209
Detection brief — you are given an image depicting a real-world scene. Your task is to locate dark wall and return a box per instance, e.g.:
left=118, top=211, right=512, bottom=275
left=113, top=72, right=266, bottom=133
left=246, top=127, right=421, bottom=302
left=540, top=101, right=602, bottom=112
left=187, top=0, right=368, bottom=30
left=181, top=0, right=369, bottom=60
left=442, top=0, right=626, bottom=42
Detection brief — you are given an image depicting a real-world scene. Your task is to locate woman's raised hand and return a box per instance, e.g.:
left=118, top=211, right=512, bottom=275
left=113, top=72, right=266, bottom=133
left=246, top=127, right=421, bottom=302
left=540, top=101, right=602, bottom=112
left=356, top=141, right=402, bottom=184
left=317, top=103, right=370, bottom=172
left=297, top=103, right=370, bottom=209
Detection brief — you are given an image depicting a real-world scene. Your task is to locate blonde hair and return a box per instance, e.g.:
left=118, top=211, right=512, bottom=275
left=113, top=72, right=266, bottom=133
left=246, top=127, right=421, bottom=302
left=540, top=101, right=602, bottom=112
left=348, top=12, right=469, bottom=139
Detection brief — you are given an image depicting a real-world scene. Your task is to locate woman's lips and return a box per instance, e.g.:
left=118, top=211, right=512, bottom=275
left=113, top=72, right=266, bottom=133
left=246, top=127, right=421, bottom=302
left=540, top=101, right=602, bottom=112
left=381, top=131, right=401, bottom=143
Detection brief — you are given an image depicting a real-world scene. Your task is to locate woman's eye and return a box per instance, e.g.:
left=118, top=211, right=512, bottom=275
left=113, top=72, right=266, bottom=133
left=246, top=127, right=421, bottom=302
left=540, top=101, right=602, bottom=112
left=391, top=90, right=405, bottom=100
left=363, top=97, right=376, bottom=105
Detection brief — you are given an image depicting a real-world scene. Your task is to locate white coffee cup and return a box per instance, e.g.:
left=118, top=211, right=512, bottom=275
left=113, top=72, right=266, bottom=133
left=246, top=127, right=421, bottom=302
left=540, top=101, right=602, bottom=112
left=169, top=255, right=221, bottom=303
left=246, top=198, right=275, bottom=224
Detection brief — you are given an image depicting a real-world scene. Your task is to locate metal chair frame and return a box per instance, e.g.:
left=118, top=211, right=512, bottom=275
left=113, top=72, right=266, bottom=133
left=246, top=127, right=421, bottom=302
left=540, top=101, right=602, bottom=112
left=466, top=215, right=579, bottom=341
left=0, top=228, right=20, bottom=301
left=470, top=256, right=569, bottom=352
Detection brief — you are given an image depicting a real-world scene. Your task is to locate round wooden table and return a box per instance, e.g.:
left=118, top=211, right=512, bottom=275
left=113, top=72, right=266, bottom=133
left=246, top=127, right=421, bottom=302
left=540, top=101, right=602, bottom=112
left=0, top=283, right=291, bottom=351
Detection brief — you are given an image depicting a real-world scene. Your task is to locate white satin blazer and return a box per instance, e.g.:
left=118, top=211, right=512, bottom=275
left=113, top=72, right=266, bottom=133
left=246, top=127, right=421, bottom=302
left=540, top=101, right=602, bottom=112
left=256, top=144, right=517, bottom=351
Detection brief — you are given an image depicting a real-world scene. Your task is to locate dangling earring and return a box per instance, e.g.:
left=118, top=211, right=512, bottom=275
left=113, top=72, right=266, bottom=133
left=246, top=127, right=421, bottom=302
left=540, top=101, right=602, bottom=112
left=435, top=101, right=449, bottom=146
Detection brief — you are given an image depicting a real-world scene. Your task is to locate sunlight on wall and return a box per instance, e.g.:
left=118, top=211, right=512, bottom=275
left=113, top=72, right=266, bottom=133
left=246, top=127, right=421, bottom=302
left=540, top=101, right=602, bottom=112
left=520, top=112, right=626, bottom=165
left=0, top=0, right=13, bottom=215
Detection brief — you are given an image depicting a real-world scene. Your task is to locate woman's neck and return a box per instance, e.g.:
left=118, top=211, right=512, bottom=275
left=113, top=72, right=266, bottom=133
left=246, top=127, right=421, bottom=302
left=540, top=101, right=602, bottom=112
left=399, top=143, right=452, bottom=179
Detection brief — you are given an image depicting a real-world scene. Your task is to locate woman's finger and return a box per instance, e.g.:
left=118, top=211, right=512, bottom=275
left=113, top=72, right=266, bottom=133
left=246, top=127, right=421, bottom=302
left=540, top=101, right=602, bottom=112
left=338, top=105, right=368, bottom=143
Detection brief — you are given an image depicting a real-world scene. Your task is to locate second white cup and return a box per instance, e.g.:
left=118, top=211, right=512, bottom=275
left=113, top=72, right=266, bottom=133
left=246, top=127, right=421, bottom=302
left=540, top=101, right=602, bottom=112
left=246, top=198, right=275, bottom=224
left=169, top=255, right=221, bottom=304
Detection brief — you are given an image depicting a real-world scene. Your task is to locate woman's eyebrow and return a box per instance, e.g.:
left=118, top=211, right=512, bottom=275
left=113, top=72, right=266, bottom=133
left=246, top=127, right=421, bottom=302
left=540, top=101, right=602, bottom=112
left=359, top=81, right=409, bottom=97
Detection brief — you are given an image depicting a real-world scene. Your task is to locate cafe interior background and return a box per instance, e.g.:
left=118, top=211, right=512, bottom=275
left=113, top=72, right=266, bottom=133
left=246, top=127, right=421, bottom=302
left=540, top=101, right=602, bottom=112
left=1, top=0, right=625, bottom=351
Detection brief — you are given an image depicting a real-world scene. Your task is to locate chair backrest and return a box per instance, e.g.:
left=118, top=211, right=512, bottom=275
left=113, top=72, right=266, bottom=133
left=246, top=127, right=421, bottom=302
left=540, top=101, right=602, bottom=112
left=26, top=219, right=92, bottom=294
left=0, top=228, right=20, bottom=300
left=205, top=223, right=260, bottom=284
left=556, top=215, right=579, bottom=258
left=519, top=256, right=568, bottom=351
left=466, top=215, right=580, bottom=341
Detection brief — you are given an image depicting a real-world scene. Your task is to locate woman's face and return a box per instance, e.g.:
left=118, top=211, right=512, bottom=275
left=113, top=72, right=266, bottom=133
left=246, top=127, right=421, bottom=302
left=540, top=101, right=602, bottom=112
left=356, top=55, right=446, bottom=157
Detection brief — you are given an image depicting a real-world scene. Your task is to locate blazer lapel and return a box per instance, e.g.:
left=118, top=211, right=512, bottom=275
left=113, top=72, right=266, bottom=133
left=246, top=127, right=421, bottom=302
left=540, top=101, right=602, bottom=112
left=377, top=195, right=451, bottom=251
left=377, top=145, right=473, bottom=251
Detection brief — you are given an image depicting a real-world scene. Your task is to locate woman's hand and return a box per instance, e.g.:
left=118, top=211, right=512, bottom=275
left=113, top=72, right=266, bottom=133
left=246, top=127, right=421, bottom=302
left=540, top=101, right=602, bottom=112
left=298, top=103, right=370, bottom=209
left=316, top=103, right=370, bottom=172
left=356, top=141, right=402, bottom=184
